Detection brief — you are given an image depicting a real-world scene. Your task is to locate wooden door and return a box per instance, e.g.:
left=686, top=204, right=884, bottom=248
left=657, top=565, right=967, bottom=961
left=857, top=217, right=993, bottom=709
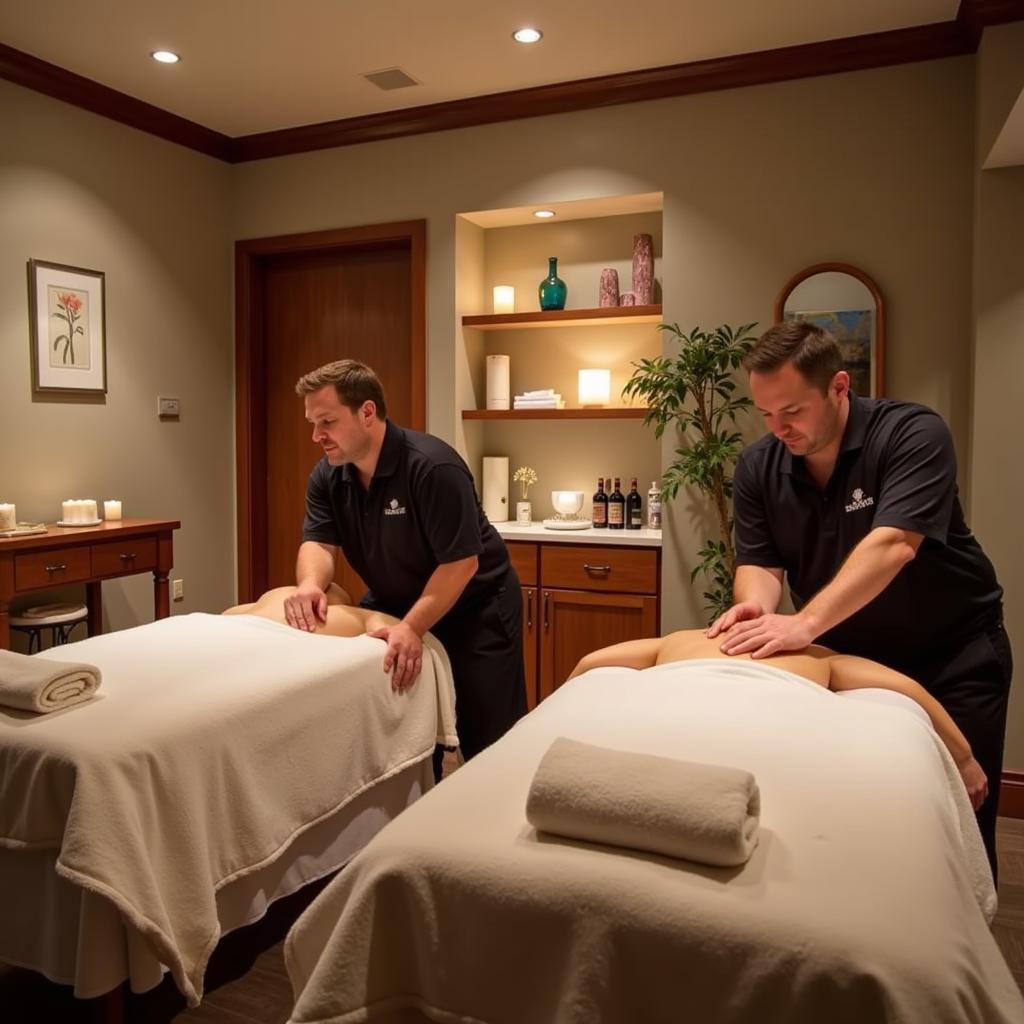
left=522, top=586, right=539, bottom=710
left=539, top=588, right=658, bottom=701
left=236, top=222, right=426, bottom=602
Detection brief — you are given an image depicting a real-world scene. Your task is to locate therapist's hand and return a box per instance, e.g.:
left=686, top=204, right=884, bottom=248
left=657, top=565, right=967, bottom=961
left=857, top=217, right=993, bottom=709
left=718, top=612, right=815, bottom=659
left=706, top=601, right=766, bottom=639
left=284, top=583, right=328, bottom=632
left=368, top=621, right=424, bottom=694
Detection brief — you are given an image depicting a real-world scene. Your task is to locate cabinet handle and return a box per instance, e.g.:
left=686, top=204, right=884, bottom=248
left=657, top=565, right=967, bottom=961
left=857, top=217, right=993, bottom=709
left=543, top=591, right=550, bottom=631
left=44, top=563, right=67, bottom=573
left=119, top=552, right=137, bottom=560
left=583, top=563, right=612, bottom=574
left=526, top=590, right=533, bottom=630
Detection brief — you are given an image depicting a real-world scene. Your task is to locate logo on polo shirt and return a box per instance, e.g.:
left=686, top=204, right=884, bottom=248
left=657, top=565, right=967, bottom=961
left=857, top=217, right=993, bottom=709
left=383, top=497, right=407, bottom=517
left=845, top=487, right=875, bottom=513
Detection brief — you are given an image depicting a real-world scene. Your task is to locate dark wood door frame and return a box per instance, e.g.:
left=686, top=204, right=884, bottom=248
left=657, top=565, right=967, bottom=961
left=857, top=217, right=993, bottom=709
left=234, top=219, right=427, bottom=602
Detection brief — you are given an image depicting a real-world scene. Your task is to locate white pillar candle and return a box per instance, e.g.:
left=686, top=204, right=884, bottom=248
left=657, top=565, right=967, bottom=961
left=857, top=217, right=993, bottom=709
left=492, top=285, right=515, bottom=315
left=0, top=503, right=15, bottom=531
left=104, top=500, right=122, bottom=521
left=578, top=368, right=611, bottom=407
left=86, top=499, right=98, bottom=521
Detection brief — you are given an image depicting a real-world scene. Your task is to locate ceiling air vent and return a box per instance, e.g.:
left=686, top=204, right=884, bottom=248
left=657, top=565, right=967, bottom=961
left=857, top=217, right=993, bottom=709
left=362, top=67, right=420, bottom=91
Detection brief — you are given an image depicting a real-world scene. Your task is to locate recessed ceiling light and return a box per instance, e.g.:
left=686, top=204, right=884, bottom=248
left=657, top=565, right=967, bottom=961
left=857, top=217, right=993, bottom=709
left=151, top=50, right=180, bottom=64
left=533, top=209, right=556, bottom=219
left=513, top=28, right=543, bottom=44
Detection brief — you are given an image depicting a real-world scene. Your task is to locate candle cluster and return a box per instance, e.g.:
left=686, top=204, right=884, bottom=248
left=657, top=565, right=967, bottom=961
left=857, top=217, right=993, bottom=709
left=0, top=503, right=15, bottom=531
left=62, top=499, right=98, bottom=524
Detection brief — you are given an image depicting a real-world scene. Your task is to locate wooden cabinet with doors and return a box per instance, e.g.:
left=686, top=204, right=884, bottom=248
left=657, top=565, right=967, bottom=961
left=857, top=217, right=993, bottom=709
left=506, top=539, right=659, bottom=708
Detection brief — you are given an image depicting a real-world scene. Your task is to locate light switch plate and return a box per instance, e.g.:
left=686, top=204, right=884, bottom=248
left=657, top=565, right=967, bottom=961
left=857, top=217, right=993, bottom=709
left=158, top=396, right=180, bottom=418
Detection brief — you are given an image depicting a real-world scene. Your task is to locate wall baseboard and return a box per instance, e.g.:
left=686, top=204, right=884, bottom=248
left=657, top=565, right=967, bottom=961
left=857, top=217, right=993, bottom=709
left=999, top=771, right=1024, bottom=818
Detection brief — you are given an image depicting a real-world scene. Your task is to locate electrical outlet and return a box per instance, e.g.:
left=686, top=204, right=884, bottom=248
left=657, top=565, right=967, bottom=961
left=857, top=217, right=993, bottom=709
left=171, top=579, right=184, bottom=601
left=158, top=396, right=181, bottom=418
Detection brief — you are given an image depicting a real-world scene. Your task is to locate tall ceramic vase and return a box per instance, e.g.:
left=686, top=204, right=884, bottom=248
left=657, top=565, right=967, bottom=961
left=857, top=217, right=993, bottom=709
left=631, top=233, right=654, bottom=306
left=599, top=268, right=619, bottom=308
left=538, top=257, right=567, bottom=311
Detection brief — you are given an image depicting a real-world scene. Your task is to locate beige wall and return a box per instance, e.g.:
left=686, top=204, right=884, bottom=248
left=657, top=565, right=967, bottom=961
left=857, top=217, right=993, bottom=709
left=971, top=23, right=1024, bottom=767
left=232, top=56, right=976, bottom=632
left=0, top=81, right=235, bottom=640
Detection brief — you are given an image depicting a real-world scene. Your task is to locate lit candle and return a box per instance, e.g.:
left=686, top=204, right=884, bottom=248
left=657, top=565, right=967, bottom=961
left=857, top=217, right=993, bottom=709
left=492, top=285, right=515, bottom=315
left=0, top=503, right=15, bottom=531
left=578, top=368, right=611, bottom=408
left=104, top=500, right=122, bottom=521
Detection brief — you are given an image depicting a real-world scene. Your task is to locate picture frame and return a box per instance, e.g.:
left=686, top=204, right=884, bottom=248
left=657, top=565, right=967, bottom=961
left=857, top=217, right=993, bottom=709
left=27, top=259, right=107, bottom=395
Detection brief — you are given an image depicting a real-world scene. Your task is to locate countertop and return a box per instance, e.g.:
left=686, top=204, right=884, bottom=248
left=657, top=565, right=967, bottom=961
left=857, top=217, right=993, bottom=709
left=492, top=521, right=662, bottom=547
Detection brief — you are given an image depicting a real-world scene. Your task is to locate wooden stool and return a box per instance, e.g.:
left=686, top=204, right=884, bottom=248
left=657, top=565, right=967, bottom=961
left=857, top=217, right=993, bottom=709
left=10, top=602, right=89, bottom=654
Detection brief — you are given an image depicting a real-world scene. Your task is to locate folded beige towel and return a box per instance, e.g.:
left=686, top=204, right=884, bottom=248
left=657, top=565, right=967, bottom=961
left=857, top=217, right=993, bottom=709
left=0, top=649, right=101, bottom=713
left=526, top=736, right=760, bottom=866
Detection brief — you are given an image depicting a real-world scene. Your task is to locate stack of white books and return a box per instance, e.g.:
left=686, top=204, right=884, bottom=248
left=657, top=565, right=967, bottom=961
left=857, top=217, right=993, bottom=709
left=513, top=389, right=564, bottom=409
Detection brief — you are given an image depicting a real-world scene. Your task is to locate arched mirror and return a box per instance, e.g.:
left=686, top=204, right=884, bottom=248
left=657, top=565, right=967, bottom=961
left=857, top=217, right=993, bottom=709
left=774, top=263, right=885, bottom=397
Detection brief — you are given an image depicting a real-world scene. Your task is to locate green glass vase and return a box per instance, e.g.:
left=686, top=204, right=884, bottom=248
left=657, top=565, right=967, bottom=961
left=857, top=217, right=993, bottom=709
left=538, top=256, right=567, bottom=311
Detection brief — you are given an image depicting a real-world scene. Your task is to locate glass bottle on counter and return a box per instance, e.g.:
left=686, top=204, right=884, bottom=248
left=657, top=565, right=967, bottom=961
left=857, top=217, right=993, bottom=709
left=647, top=481, right=662, bottom=529
left=592, top=478, right=608, bottom=528
left=627, top=478, right=642, bottom=529
left=608, top=477, right=625, bottom=529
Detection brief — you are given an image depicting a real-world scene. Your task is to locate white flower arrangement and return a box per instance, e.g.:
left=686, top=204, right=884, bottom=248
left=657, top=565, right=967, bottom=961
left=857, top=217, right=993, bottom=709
left=512, top=465, right=538, bottom=500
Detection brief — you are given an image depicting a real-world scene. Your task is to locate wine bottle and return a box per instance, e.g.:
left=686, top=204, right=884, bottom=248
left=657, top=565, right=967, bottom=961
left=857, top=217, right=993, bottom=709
left=608, top=477, right=625, bottom=529
left=592, top=477, right=608, bottom=528
left=627, top=477, right=642, bottom=529
left=647, top=481, right=662, bottom=529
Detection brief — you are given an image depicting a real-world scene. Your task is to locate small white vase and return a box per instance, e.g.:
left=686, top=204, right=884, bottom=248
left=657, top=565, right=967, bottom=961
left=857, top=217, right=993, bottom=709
left=516, top=501, right=532, bottom=525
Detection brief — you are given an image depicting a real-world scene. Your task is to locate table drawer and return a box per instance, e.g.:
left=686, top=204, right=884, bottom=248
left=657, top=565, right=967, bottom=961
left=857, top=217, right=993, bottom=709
left=91, top=538, right=158, bottom=577
left=506, top=541, right=538, bottom=586
left=15, top=547, right=92, bottom=590
left=541, top=545, right=658, bottom=595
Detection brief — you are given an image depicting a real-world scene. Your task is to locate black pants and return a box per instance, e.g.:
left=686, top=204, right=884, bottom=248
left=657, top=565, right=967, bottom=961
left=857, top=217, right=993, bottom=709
left=909, top=619, right=1013, bottom=884
left=430, top=570, right=528, bottom=776
left=364, top=571, right=527, bottom=782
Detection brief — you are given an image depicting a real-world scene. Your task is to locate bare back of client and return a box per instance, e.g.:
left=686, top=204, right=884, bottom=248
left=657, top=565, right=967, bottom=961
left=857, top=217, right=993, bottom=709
left=654, top=631, right=833, bottom=687
left=224, top=585, right=399, bottom=636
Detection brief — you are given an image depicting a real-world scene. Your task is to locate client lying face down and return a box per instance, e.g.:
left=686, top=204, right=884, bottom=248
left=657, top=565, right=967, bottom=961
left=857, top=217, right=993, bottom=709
left=224, top=585, right=399, bottom=638
left=569, top=631, right=987, bottom=811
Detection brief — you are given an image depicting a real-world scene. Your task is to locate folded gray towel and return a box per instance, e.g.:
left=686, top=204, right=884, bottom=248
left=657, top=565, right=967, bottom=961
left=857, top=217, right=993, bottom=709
left=0, top=648, right=101, bottom=713
left=526, top=736, right=760, bottom=867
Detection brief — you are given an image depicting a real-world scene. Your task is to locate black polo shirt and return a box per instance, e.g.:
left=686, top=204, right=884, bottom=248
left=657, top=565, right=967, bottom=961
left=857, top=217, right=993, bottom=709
left=733, top=394, right=1002, bottom=670
left=301, top=420, right=510, bottom=621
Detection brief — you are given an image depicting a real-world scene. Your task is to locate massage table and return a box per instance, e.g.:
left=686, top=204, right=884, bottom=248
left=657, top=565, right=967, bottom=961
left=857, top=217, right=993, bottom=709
left=0, top=612, right=456, bottom=1008
left=285, top=659, right=1024, bottom=1024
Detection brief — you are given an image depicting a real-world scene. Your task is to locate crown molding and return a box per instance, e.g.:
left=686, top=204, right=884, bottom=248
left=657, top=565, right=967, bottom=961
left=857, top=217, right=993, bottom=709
left=1, top=1, right=1021, bottom=165
left=0, top=42, right=232, bottom=161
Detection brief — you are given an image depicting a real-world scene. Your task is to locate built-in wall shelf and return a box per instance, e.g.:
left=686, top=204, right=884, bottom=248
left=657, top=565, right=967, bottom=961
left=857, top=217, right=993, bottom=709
left=462, top=305, right=662, bottom=331
left=463, top=408, right=649, bottom=420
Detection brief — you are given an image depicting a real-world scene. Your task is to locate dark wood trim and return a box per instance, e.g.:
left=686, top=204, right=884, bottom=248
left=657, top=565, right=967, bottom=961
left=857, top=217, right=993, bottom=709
left=6, top=5, right=1024, bottom=163
left=999, top=770, right=1024, bottom=819
left=232, top=21, right=973, bottom=161
left=773, top=261, right=886, bottom=399
left=0, top=42, right=232, bottom=161
left=463, top=305, right=662, bottom=330
left=234, top=220, right=427, bottom=602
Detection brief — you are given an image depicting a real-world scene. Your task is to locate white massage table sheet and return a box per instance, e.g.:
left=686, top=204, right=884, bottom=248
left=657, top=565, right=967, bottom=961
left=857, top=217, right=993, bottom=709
left=286, top=660, right=1022, bottom=1024
left=0, top=613, right=457, bottom=1007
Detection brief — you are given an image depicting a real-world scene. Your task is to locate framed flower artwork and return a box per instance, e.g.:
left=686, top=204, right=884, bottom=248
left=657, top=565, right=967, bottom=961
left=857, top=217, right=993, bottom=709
left=27, top=259, right=107, bottom=394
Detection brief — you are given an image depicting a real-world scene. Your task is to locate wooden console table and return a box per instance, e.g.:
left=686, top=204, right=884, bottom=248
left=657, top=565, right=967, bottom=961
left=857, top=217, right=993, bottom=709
left=0, top=518, right=179, bottom=650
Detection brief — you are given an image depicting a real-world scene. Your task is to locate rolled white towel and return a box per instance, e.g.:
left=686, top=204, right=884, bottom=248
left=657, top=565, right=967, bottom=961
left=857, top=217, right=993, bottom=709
left=0, top=649, right=101, bottom=713
left=526, top=736, right=760, bottom=866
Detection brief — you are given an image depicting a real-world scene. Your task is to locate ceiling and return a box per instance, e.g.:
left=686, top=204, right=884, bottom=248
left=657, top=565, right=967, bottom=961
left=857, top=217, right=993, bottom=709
left=0, top=0, right=962, bottom=138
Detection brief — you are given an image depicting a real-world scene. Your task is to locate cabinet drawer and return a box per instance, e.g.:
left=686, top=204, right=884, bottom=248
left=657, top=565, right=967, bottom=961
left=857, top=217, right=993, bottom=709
left=91, top=538, right=158, bottom=577
left=15, top=547, right=92, bottom=590
left=541, top=545, right=658, bottom=595
left=506, top=541, right=538, bottom=586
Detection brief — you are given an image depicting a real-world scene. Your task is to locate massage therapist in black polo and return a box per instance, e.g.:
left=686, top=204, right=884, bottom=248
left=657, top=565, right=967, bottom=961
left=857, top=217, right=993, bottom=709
left=283, top=359, right=527, bottom=770
left=708, top=321, right=1011, bottom=878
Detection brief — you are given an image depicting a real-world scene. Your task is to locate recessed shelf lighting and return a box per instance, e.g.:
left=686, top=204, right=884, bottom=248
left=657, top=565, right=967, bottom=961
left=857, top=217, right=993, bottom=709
left=151, top=50, right=180, bottom=64
left=512, top=28, right=543, bottom=44
left=533, top=209, right=556, bottom=219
